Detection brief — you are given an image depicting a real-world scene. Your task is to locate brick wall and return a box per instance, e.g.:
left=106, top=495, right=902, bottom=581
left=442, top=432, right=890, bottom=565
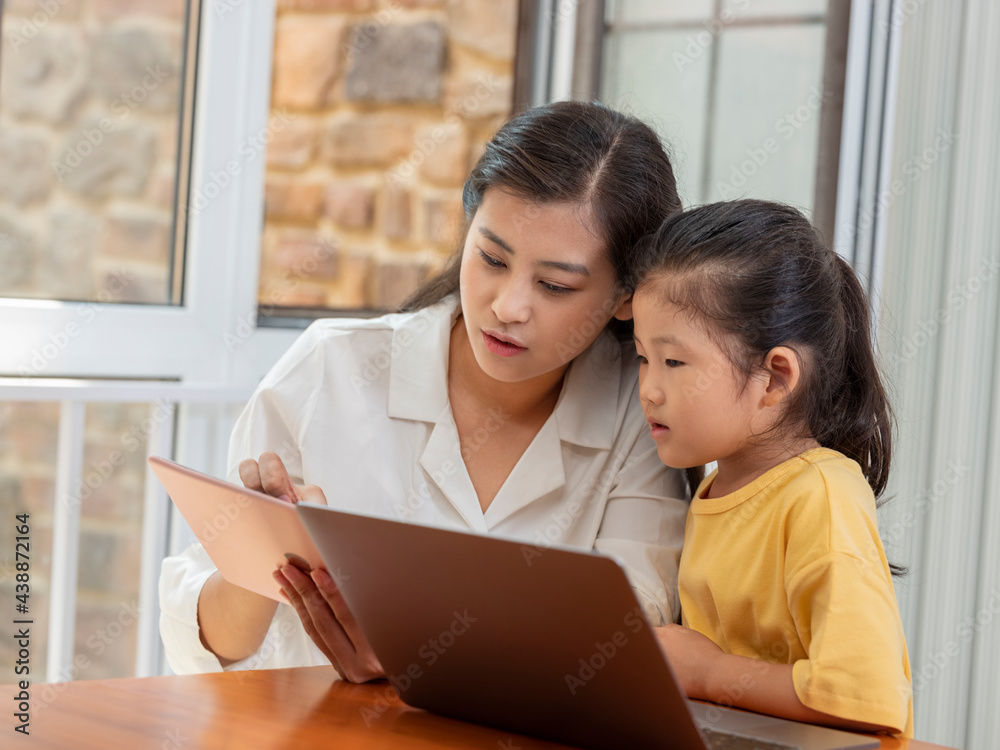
left=260, top=0, right=517, bottom=310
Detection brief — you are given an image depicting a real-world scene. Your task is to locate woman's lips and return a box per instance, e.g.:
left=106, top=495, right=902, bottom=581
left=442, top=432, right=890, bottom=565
left=482, top=330, right=526, bottom=357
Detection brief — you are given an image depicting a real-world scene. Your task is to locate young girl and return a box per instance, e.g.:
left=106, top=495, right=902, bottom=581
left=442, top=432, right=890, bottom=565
left=632, top=199, right=913, bottom=736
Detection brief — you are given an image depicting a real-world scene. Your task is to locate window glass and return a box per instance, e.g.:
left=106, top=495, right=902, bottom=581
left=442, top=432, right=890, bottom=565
left=602, top=2, right=828, bottom=214
left=0, top=0, right=192, bottom=304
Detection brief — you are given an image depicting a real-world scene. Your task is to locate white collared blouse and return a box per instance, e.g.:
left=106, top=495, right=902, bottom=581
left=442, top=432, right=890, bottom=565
left=159, top=298, right=687, bottom=674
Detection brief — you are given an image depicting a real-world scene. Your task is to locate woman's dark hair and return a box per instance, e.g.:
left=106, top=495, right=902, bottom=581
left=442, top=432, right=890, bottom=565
left=636, top=200, right=895, bottom=512
left=400, top=100, right=681, bottom=323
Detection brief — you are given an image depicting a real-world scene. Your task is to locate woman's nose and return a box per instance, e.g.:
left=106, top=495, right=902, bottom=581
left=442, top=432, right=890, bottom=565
left=491, top=278, right=531, bottom=324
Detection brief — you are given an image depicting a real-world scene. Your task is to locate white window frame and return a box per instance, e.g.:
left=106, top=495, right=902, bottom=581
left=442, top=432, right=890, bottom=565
left=0, top=0, right=299, bottom=679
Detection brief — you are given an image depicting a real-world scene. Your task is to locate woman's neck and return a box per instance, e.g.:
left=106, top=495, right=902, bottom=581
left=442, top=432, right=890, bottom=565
left=447, top=316, right=567, bottom=422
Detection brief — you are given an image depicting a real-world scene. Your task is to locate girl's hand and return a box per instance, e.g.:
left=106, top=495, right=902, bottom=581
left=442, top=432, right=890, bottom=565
left=274, top=564, right=386, bottom=683
left=654, top=623, right=726, bottom=700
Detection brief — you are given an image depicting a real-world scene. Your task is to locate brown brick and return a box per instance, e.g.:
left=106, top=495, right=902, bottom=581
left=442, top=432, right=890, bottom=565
left=382, top=186, right=412, bottom=240
left=334, top=252, right=373, bottom=307
left=375, top=260, right=426, bottom=308
left=344, top=21, right=445, bottom=103
left=265, top=176, right=325, bottom=222
left=323, top=182, right=374, bottom=229
left=417, top=122, right=469, bottom=186
left=324, top=114, right=415, bottom=167
left=271, top=17, right=345, bottom=110
left=445, top=71, right=513, bottom=120
left=266, top=118, right=320, bottom=170
left=424, top=194, right=465, bottom=248
left=273, top=232, right=340, bottom=280
left=450, top=0, right=518, bottom=60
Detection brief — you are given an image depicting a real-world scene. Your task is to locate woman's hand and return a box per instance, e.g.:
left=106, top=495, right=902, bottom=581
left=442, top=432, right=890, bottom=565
left=238, top=451, right=327, bottom=506
left=273, top=564, right=386, bottom=683
left=240, top=451, right=385, bottom=683
left=654, top=623, right=726, bottom=700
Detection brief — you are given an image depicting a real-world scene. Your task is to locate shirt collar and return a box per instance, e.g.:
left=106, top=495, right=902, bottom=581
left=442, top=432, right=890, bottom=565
left=387, top=297, right=458, bottom=423
left=388, top=296, right=625, bottom=451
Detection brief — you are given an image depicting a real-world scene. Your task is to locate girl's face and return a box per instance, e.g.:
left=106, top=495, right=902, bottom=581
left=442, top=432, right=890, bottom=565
left=458, top=189, right=629, bottom=384
left=632, top=289, right=768, bottom=471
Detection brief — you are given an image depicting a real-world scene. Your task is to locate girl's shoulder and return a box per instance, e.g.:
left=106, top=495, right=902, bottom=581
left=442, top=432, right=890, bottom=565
left=780, top=448, right=879, bottom=533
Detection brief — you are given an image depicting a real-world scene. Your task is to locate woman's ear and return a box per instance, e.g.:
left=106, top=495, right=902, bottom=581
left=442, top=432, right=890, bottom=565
left=761, top=346, right=803, bottom=407
left=612, top=295, right=633, bottom=321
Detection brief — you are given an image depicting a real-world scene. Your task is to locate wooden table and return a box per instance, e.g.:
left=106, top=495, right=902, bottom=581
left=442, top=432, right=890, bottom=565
left=8, top=667, right=958, bottom=749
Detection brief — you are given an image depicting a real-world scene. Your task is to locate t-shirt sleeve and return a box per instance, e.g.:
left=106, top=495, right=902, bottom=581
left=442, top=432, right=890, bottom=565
left=592, top=393, right=689, bottom=626
left=787, top=550, right=912, bottom=734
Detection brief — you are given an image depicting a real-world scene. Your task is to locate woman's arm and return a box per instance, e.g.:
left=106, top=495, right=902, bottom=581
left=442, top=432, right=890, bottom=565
left=197, top=574, right=279, bottom=665
left=656, top=625, right=897, bottom=734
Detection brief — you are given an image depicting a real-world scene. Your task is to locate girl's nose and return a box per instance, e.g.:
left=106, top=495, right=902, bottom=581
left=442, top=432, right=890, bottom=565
left=492, top=278, right=531, bottom=324
left=638, top=370, right=665, bottom=406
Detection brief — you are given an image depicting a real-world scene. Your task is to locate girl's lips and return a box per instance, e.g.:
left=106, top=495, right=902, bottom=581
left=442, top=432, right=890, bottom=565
left=647, top=419, right=669, bottom=439
left=483, top=331, right=526, bottom=357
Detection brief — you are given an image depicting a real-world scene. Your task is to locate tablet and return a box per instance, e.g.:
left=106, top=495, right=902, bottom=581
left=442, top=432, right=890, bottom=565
left=149, top=456, right=325, bottom=602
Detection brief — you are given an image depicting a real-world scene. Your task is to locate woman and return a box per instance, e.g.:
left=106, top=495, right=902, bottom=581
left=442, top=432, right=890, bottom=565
left=159, top=101, right=689, bottom=681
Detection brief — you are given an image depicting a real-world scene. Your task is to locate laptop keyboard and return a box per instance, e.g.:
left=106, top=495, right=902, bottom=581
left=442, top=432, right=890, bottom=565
left=700, top=727, right=803, bottom=750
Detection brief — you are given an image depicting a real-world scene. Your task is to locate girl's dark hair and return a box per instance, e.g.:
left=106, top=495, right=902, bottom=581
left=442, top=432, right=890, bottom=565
left=637, top=199, right=895, bottom=506
left=400, top=100, right=682, bottom=326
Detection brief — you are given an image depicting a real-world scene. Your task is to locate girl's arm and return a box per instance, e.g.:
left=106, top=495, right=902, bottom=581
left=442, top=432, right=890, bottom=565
left=655, top=624, right=897, bottom=735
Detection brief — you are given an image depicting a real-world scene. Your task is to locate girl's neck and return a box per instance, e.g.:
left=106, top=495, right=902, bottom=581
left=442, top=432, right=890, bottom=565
left=707, top=435, right=822, bottom=498
left=448, top=316, right=566, bottom=421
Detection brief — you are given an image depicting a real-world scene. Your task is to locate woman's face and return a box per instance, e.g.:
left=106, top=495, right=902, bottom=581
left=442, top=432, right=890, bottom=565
left=458, top=188, right=629, bottom=384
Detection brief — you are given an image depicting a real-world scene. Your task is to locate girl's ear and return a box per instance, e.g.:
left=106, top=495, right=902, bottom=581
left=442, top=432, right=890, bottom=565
left=761, top=346, right=803, bottom=407
left=612, top=295, right=633, bottom=321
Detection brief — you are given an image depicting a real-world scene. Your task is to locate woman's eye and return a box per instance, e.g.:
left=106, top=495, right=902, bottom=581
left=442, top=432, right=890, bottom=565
left=636, top=354, right=648, bottom=365
left=479, top=249, right=505, bottom=268
left=665, top=359, right=683, bottom=368
left=541, top=282, right=573, bottom=295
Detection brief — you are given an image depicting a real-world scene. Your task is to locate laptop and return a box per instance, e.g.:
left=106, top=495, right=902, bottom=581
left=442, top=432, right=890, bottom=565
left=296, top=503, right=882, bottom=750
left=149, top=456, right=324, bottom=602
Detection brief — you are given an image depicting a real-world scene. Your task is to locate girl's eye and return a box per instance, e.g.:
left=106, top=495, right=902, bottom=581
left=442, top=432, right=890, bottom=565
left=665, top=359, right=683, bottom=368
left=635, top=354, right=648, bottom=365
left=479, top=249, right=505, bottom=268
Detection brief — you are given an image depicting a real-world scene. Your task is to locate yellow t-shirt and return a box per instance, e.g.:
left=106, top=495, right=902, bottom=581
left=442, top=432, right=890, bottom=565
left=679, top=448, right=913, bottom=736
